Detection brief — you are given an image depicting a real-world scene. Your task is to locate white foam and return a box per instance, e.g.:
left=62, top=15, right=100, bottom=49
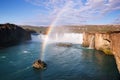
left=1, top=56, right=6, bottom=59
left=23, top=50, right=29, bottom=53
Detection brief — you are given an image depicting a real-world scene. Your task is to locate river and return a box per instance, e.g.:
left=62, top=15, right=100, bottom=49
left=0, top=34, right=119, bottom=80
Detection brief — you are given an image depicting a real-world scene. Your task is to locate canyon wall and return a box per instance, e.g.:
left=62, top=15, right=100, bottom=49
left=82, top=31, right=120, bottom=73
left=0, top=23, right=31, bottom=48
left=82, top=32, right=95, bottom=47
left=110, top=32, right=120, bottom=73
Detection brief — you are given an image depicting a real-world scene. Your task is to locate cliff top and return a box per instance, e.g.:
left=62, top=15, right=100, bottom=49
left=0, top=23, right=18, bottom=29
left=1, top=23, right=120, bottom=33
left=21, top=25, right=120, bottom=33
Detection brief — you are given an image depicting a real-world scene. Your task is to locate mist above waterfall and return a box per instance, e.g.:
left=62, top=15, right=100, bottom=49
left=39, top=33, right=83, bottom=44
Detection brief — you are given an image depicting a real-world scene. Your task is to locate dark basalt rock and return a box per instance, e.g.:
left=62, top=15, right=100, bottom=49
left=56, top=43, right=72, bottom=47
left=0, top=23, right=31, bottom=48
left=32, top=59, right=47, bottom=70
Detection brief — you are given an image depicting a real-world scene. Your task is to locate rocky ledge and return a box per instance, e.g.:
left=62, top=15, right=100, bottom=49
left=0, top=23, right=31, bottom=48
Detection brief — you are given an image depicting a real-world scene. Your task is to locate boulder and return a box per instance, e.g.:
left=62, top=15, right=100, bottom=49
left=32, top=59, right=47, bottom=70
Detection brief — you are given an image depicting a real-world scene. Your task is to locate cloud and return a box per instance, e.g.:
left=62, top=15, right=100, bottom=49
left=22, top=13, right=54, bottom=26
left=113, top=15, right=120, bottom=24
left=25, top=0, right=120, bottom=25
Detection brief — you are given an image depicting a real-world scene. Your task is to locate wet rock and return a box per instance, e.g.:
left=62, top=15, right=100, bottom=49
left=32, top=59, right=47, bottom=70
left=56, top=43, right=72, bottom=47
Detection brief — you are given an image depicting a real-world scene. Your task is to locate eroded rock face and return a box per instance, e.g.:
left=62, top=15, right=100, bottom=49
left=32, top=60, right=47, bottom=69
left=111, top=32, right=120, bottom=73
left=82, top=32, right=111, bottom=54
left=0, top=23, right=31, bottom=48
left=95, top=33, right=112, bottom=55
left=82, top=31, right=120, bottom=73
left=82, top=32, right=95, bottom=47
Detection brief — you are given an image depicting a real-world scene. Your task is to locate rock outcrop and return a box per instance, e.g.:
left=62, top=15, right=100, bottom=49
left=82, top=32, right=112, bottom=55
left=56, top=43, right=72, bottom=47
left=82, top=31, right=120, bottom=73
left=82, top=32, right=95, bottom=47
left=110, top=32, right=120, bottom=73
left=94, top=33, right=112, bottom=55
left=0, top=23, right=31, bottom=48
left=33, top=59, right=47, bottom=69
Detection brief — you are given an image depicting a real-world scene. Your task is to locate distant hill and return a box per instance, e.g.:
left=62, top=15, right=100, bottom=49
left=21, top=25, right=120, bottom=34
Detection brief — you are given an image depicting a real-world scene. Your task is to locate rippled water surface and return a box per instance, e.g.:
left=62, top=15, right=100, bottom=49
left=0, top=35, right=119, bottom=80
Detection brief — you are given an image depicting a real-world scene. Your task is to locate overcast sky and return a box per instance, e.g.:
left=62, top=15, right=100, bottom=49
left=0, top=0, right=120, bottom=26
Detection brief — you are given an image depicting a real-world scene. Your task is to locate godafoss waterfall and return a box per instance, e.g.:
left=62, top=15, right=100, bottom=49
left=1, top=0, right=120, bottom=79
left=0, top=32, right=120, bottom=80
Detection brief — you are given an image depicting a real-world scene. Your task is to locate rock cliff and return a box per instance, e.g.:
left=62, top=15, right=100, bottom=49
left=110, top=32, right=120, bottom=73
left=82, top=31, right=120, bottom=73
left=0, top=23, right=31, bottom=48
left=82, top=32, right=95, bottom=47
left=82, top=32, right=112, bottom=54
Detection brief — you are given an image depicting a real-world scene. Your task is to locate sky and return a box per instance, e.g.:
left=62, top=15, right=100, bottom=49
left=0, top=0, right=120, bottom=26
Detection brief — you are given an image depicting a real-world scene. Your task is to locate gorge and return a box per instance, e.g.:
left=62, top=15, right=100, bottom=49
left=23, top=24, right=120, bottom=74
left=0, top=24, right=120, bottom=79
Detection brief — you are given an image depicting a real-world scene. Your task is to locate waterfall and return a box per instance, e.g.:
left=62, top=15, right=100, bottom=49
left=41, top=33, right=83, bottom=44
left=31, top=34, right=41, bottom=42
left=60, top=33, right=83, bottom=44
left=89, top=36, right=95, bottom=49
left=55, top=33, right=58, bottom=40
left=34, top=33, right=83, bottom=44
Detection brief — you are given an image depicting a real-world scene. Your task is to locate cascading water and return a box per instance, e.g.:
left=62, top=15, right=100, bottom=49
left=40, top=33, right=83, bottom=44
left=89, top=35, right=95, bottom=49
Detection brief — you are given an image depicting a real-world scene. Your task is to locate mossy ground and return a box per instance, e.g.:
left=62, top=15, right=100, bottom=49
left=100, top=48, right=113, bottom=55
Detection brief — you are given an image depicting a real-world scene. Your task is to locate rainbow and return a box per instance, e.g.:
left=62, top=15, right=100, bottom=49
left=40, top=2, right=71, bottom=61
